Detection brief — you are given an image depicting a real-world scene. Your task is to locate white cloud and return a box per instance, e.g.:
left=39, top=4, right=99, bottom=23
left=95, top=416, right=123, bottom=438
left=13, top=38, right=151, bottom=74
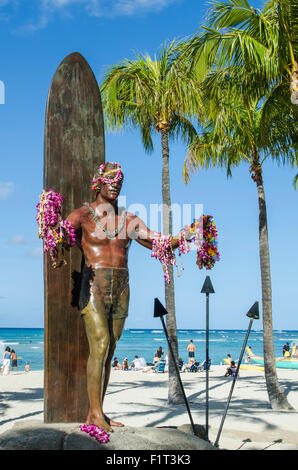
left=113, top=0, right=177, bottom=16
left=20, top=0, right=178, bottom=31
left=8, top=234, right=28, bottom=245
left=41, top=0, right=86, bottom=10
left=42, top=0, right=176, bottom=13
left=0, top=181, right=14, bottom=200
left=86, top=0, right=178, bottom=17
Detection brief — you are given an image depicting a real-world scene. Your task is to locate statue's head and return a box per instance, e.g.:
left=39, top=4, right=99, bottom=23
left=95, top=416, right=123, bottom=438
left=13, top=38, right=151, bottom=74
left=92, top=162, right=124, bottom=201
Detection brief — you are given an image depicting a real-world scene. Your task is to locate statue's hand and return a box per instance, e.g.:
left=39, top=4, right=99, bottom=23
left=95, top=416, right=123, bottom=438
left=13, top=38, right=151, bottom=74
left=182, top=226, right=194, bottom=242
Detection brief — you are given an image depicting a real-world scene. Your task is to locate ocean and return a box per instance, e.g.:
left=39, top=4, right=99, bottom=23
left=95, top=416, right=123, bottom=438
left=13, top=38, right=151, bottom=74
left=1, top=328, right=298, bottom=371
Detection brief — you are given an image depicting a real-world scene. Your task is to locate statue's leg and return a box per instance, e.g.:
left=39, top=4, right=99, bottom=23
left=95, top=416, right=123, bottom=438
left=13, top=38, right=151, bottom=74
left=102, top=316, right=127, bottom=427
left=83, top=300, right=112, bottom=432
left=103, top=270, right=130, bottom=427
left=103, top=316, right=127, bottom=398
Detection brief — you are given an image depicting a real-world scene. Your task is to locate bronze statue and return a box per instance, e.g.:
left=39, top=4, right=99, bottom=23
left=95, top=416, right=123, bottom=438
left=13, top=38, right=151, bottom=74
left=66, top=162, right=186, bottom=432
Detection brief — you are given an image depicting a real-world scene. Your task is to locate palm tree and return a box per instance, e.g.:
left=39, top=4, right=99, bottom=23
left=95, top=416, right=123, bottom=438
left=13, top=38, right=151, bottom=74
left=100, top=41, right=199, bottom=404
left=179, top=0, right=298, bottom=411
left=183, top=0, right=298, bottom=105
left=183, top=81, right=297, bottom=410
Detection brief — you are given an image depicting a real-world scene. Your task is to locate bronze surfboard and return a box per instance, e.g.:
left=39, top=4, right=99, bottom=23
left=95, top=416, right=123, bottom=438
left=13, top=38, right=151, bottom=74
left=43, top=52, right=105, bottom=422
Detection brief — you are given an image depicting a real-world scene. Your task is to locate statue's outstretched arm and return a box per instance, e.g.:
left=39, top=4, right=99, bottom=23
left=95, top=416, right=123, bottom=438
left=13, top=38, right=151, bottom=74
left=128, top=214, right=190, bottom=250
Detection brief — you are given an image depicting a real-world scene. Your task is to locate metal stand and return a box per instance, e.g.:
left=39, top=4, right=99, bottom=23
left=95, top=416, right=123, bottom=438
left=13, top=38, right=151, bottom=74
left=154, top=298, right=196, bottom=435
left=214, top=301, right=259, bottom=448
left=201, top=276, right=215, bottom=442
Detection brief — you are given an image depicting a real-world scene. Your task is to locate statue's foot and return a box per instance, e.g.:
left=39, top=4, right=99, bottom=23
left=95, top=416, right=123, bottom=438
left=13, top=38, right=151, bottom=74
left=104, top=414, right=124, bottom=427
left=86, top=411, right=113, bottom=433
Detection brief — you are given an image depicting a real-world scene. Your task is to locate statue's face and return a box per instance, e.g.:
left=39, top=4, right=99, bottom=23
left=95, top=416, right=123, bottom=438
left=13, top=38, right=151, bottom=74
left=100, top=169, right=123, bottom=201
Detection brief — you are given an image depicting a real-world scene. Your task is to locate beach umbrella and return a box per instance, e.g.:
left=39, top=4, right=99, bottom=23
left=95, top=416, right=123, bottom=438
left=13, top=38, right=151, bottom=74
left=154, top=298, right=196, bottom=435
left=214, top=301, right=260, bottom=448
left=201, top=275, right=215, bottom=442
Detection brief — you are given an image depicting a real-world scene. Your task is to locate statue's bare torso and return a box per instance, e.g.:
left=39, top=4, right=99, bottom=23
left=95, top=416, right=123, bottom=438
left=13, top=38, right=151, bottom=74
left=67, top=203, right=153, bottom=268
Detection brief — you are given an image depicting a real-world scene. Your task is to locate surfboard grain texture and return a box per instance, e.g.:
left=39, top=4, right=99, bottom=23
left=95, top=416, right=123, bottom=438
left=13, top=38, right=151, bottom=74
left=44, top=52, right=105, bottom=423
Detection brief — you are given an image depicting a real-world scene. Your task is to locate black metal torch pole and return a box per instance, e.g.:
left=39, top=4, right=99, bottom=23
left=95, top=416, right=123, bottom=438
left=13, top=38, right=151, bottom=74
left=214, top=301, right=259, bottom=448
left=201, top=276, right=215, bottom=442
left=205, top=292, right=210, bottom=441
left=154, top=298, right=196, bottom=435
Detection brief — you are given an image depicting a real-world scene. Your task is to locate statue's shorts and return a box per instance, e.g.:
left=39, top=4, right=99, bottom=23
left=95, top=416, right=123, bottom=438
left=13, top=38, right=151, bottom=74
left=79, top=265, right=129, bottom=321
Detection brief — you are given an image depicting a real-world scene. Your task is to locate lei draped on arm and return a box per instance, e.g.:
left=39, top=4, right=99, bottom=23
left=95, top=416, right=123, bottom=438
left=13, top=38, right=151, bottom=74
left=36, top=189, right=76, bottom=268
left=151, top=215, right=220, bottom=284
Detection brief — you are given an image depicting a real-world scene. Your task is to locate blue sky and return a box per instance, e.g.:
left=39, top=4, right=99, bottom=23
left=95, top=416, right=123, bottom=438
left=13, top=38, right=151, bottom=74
left=0, top=0, right=297, bottom=330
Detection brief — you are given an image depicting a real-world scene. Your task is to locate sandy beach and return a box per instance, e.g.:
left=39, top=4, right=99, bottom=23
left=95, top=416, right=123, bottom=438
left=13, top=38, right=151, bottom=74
left=1, top=365, right=298, bottom=450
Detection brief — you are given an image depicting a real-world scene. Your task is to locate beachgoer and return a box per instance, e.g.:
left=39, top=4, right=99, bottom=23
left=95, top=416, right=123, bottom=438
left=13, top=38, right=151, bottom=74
left=182, top=358, right=195, bottom=372
left=65, top=162, right=192, bottom=432
left=178, top=358, right=184, bottom=371
left=156, top=347, right=164, bottom=359
left=122, top=358, right=129, bottom=370
left=112, top=357, right=121, bottom=369
left=131, top=355, right=146, bottom=370
left=187, top=340, right=196, bottom=359
left=153, top=354, right=160, bottom=365
left=292, top=344, right=298, bottom=358
left=2, top=347, right=11, bottom=376
left=11, top=349, right=18, bottom=372
left=224, top=360, right=237, bottom=377
left=25, top=362, right=30, bottom=372
left=245, top=350, right=251, bottom=363
left=165, top=353, right=168, bottom=365
left=283, top=343, right=290, bottom=356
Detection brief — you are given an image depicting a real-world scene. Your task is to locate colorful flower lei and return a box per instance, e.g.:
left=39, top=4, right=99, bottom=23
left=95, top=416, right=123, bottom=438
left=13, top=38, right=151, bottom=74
left=79, top=424, right=110, bottom=444
left=92, top=162, right=123, bottom=193
left=196, top=215, right=220, bottom=270
left=151, top=215, right=219, bottom=283
left=36, top=189, right=76, bottom=268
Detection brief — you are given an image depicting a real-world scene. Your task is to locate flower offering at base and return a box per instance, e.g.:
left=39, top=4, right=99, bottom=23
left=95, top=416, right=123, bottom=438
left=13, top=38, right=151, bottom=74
left=79, top=424, right=110, bottom=444
left=36, top=189, right=76, bottom=268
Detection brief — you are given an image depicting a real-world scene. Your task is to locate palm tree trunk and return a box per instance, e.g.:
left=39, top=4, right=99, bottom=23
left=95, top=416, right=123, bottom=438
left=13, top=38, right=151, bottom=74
left=160, top=128, right=184, bottom=405
left=256, top=175, right=293, bottom=410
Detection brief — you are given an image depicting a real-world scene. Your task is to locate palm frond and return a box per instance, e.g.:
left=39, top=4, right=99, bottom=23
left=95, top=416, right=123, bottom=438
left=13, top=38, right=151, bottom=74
left=100, top=39, right=202, bottom=154
left=206, top=0, right=261, bottom=29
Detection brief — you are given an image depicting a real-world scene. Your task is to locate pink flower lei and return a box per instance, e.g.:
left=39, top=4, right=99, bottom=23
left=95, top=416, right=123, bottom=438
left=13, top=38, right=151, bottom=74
left=79, top=424, right=110, bottom=444
left=151, top=215, right=219, bottom=283
left=92, top=162, right=123, bottom=193
left=36, top=189, right=76, bottom=268
left=151, top=233, right=177, bottom=284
